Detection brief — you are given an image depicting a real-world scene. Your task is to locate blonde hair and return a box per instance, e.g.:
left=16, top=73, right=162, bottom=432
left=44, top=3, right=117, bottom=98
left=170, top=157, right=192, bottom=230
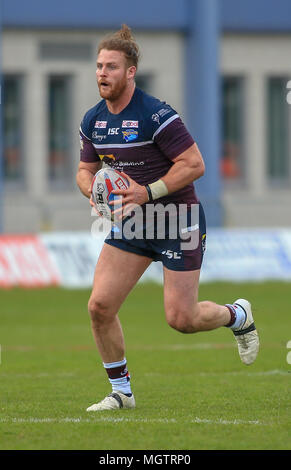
left=98, top=24, right=140, bottom=68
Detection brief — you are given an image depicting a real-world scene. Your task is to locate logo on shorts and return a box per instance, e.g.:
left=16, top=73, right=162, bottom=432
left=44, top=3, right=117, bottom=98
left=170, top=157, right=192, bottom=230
left=201, top=234, right=206, bottom=253
left=162, top=250, right=182, bottom=260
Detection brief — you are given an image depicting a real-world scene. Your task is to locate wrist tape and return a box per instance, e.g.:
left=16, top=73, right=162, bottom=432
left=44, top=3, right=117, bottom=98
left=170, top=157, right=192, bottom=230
left=146, top=179, right=169, bottom=201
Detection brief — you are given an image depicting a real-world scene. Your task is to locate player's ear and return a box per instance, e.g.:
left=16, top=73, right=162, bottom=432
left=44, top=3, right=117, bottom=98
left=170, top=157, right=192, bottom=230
left=127, top=65, right=136, bottom=80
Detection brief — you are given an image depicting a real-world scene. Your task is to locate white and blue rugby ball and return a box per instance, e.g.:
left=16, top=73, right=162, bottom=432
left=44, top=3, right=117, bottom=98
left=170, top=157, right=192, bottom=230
left=91, top=168, right=129, bottom=221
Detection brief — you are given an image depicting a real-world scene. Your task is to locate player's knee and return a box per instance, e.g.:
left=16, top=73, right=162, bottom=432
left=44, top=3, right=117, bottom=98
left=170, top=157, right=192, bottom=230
left=88, top=296, right=114, bottom=326
left=166, top=306, right=199, bottom=334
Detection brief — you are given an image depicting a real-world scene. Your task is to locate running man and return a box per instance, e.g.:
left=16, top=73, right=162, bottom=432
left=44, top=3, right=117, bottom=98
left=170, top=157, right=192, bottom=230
left=76, top=25, right=259, bottom=411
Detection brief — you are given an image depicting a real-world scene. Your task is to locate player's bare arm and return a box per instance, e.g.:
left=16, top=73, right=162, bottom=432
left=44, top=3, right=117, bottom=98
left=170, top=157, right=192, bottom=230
left=161, top=143, right=205, bottom=194
left=111, top=143, right=205, bottom=208
left=76, top=161, right=102, bottom=199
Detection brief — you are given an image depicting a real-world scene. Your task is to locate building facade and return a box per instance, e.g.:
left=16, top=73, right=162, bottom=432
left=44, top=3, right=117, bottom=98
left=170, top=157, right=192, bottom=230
left=2, top=0, right=291, bottom=232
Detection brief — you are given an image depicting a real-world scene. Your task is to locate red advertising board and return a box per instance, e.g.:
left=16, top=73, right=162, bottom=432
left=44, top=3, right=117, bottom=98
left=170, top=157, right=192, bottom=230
left=0, top=235, right=61, bottom=287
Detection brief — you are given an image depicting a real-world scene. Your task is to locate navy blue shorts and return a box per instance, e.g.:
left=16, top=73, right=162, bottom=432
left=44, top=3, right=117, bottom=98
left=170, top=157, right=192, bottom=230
left=105, top=202, right=206, bottom=271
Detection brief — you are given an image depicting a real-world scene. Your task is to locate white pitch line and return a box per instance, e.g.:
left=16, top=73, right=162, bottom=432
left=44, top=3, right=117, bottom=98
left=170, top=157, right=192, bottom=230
left=0, top=372, right=76, bottom=378
left=0, top=416, right=266, bottom=426
left=145, top=369, right=290, bottom=378
left=1, top=369, right=289, bottom=379
left=197, top=369, right=290, bottom=377
left=191, top=417, right=262, bottom=426
left=132, top=343, right=236, bottom=351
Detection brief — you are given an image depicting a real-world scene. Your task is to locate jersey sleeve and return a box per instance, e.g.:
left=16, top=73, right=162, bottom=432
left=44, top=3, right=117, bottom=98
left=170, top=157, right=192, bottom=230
left=79, top=112, right=100, bottom=163
left=149, top=104, right=195, bottom=160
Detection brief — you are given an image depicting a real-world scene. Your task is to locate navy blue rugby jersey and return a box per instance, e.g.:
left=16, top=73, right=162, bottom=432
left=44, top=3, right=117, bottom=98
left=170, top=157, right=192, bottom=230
left=79, top=87, right=199, bottom=206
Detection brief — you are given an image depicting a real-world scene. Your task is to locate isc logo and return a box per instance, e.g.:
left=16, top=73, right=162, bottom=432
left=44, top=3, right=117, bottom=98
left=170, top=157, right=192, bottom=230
left=108, top=128, right=120, bottom=135
left=162, top=250, right=182, bottom=259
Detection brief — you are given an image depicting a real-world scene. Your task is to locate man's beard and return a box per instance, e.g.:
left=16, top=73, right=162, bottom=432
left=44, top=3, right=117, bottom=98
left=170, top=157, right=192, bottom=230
left=98, top=78, right=127, bottom=102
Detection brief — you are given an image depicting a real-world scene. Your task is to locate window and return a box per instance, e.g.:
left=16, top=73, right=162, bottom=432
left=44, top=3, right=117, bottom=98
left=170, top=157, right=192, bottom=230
left=40, top=42, right=93, bottom=61
left=3, top=75, right=24, bottom=182
left=135, top=74, right=153, bottom=94
left=267, top=78, right=290, bottom=184
left=221, top=77, right=245, bottom=182
left=48, top=76, right=72, bottom=186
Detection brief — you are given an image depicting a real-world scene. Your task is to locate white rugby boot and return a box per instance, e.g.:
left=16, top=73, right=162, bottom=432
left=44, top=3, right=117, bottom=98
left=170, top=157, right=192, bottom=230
left=232, top=298, right=259, bottom=365
left=86, top=391, right=135, bottom=411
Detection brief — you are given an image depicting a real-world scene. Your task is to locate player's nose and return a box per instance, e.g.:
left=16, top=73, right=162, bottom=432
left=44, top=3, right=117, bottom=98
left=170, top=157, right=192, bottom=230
left=98, top=66, right=107, bottom=76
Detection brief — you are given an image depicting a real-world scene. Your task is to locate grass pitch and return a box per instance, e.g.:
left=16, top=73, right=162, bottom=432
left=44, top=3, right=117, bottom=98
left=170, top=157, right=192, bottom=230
left=0, top=282, right=290, bottom=450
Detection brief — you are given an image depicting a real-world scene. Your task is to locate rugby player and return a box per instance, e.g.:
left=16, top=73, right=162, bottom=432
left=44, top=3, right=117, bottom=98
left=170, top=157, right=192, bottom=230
left=76, top=25, right=259, bottom=411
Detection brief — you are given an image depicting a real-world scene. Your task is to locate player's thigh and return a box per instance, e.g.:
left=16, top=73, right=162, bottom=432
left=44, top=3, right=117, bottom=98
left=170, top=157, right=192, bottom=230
left=90, top=243, right=152, bottom=313
left=163, top=267, right=200, bottom=320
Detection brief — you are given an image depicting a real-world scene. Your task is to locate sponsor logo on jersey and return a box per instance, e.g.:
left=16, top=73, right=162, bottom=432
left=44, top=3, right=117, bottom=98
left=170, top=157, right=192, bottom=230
left=122, top=120, right=139, bottom=128
left=115, top=161, right=144, bottom=167
left=92, top=131, right=107, bottom=141
left=151, top=113, right=160, bottom=124
left=122, top=129, right=138, bottom=142
left=99, top=154, right=116, bottom=161
left=158, top=108, right=171, bottom=118
left=95, top=121, right=107, bottom=128
left=108, top=127, right=120, bottom=135
left=79, top=135, right=84, bottom=150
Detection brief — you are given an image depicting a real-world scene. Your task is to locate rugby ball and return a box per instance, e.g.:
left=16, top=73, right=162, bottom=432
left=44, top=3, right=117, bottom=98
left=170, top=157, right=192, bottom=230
left=90, top=168, right=129, bottom=221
